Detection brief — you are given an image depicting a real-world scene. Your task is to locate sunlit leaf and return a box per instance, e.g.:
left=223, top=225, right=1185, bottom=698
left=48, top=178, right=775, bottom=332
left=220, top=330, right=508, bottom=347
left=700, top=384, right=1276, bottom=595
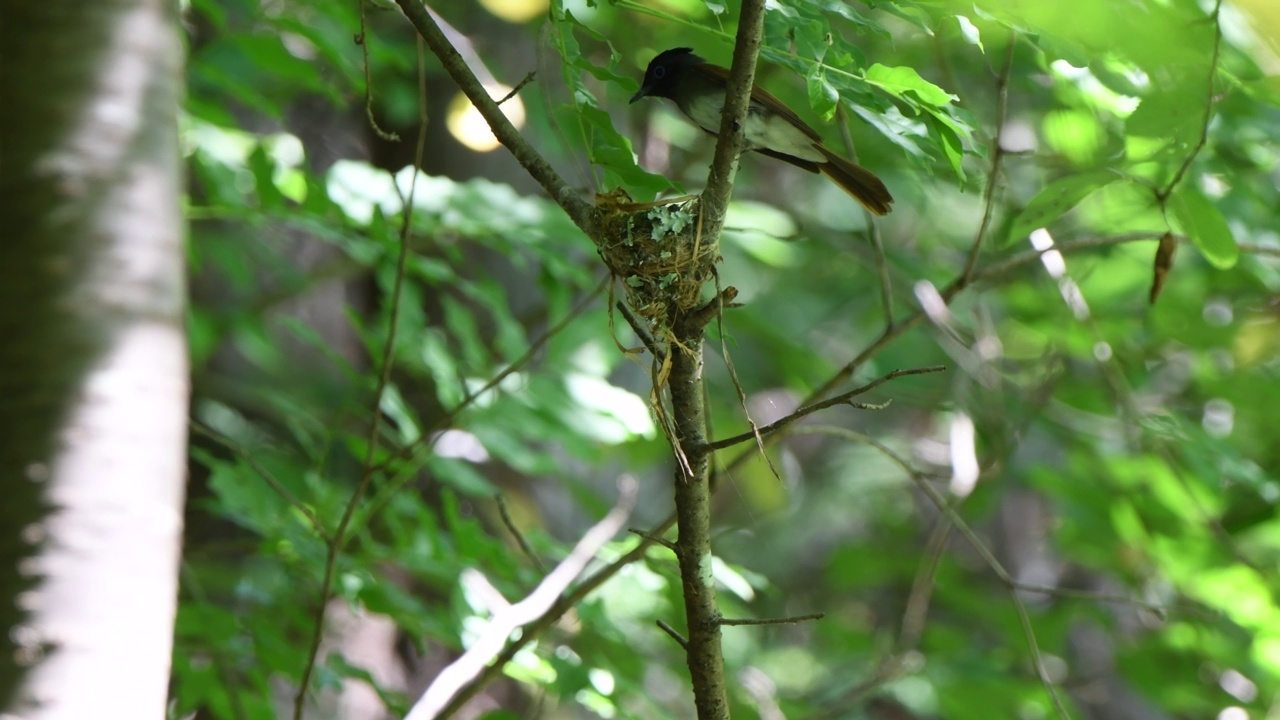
left=865, top=63, right=956, bottom=107
left=1170, top=185, right=1238, bottom=269
left=806, top=65, right=839, bottom=122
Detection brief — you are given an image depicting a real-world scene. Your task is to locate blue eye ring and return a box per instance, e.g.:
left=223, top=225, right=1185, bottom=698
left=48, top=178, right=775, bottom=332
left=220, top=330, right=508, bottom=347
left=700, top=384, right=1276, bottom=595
left=653, top=66, right=666, bottom=79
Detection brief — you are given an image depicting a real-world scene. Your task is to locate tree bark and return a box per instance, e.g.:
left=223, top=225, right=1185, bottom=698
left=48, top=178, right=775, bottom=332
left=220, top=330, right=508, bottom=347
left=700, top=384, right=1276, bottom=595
left=0, top=0, right=188, bottom=715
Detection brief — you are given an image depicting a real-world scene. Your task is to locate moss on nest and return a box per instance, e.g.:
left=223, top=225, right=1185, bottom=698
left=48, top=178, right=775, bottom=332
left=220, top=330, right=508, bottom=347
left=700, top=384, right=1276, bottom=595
left=592, top=189, right=719, bottom=328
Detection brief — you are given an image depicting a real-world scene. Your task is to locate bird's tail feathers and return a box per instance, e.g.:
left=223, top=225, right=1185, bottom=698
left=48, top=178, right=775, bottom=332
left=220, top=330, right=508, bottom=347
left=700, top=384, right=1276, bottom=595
left=816, top=145, right=894, bottom=216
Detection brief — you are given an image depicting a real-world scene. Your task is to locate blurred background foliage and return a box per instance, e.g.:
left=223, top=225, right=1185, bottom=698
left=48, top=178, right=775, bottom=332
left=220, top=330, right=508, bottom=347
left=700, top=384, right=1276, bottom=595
left=177, top=0, right=1280, bottom=718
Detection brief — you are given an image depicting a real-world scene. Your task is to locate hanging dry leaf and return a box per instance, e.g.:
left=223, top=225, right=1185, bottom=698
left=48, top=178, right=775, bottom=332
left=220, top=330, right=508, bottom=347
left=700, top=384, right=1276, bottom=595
left=1150, top=231, right=1178, bottom=304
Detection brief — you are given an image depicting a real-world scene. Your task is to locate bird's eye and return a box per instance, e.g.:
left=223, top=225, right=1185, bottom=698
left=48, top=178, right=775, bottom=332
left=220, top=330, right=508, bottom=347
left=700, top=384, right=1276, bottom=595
left=653, top=66, right=666, bottom=79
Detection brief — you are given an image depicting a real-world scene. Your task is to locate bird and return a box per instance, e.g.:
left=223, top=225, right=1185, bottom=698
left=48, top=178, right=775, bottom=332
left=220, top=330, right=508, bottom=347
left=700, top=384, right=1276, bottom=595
left=630, top=47, right=893, bottom=216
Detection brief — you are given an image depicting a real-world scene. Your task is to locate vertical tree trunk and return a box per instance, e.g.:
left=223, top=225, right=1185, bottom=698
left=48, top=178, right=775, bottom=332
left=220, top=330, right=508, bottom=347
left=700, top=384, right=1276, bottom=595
left=0, top=0, right=188, bottom=715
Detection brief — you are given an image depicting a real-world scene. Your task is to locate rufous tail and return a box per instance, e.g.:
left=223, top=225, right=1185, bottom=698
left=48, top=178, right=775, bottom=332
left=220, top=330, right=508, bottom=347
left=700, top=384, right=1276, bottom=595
left=816, top=145, right=894, bottom=216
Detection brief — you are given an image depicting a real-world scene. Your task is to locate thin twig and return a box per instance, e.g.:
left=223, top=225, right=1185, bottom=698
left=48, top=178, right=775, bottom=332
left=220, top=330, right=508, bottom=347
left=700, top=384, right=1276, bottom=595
left=960, top=28, right=1017, bottom=284
left=190, top=422, right=330, bottom=542
left=628, top=528, right=677, bottom=552
left=689, top=285, right=738, bottom=329
left=357, top=2, right=399, bottom=142
left=435, top=513, right=678, bottom=717
left=703, top=366, right=946, bottom=452
left=1155, top=0, right=1222, bottom=203
left=497, top=71, right=536, bottom=105
left=658, top=619, right=690, bottom=649
left=835, top=102, right=893, bottom=326
left=1010, top=582, right=1173, bottom=615
left=293, top=36, right=432, bottom=720
left=972, top=232, right=1166, bottom=284
left=616, top=299, right=663, bottom=360
left=496, top=494, right=546, bottom=573
left=368, top=276, right=608, bottom=477
left=897, top=521, right=953, bottom=653
left=797, top=426, right=1072, bottom=720
left=398, top=0, right=594, bottom=233
left=720, top=613, right=824, bottom=626
left=715, top=278, right=779, bottom=482
left=406, top=477, right=638, bottom=719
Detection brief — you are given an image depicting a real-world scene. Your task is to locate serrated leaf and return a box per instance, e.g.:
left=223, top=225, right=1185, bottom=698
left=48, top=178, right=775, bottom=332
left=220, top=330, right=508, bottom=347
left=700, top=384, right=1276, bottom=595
left=1170, top=186, right=1238, bottom=269
left=1006, top=170, right=1121, bottom=244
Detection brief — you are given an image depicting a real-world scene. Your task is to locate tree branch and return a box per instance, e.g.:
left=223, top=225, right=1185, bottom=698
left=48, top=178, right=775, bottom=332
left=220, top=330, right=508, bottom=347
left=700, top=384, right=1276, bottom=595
left=698, top=0, right=768, bottom=240
left=406, top=478, right=637, bottom=720
left=960, top=28, right=1017, bottom=284
left=660, top=6, right=767, bottom=718
left=703, top=365, right=946, bottom=452
left=396, top=0, right=594, bottom=234
left=1155, top=0, right=1222, bottom=204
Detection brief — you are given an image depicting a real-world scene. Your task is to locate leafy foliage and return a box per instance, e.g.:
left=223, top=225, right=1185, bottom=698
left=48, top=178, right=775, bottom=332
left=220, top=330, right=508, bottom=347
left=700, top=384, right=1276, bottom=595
left=175, top=0, right=1280, bottom=718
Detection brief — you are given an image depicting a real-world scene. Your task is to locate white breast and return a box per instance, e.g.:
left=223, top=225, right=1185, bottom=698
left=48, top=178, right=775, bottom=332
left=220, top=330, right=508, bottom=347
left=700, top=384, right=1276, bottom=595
left=678, top=96, right=823, bottom=162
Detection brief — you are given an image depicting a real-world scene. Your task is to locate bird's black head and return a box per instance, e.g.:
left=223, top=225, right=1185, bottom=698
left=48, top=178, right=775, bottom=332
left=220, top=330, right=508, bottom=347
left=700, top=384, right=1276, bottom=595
left=630, top=47, right=706, bottom=103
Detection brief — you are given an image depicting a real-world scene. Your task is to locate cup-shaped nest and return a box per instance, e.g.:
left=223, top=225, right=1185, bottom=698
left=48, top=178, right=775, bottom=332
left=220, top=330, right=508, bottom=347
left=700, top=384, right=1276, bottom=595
left=592, top=191, right=718, bottom=327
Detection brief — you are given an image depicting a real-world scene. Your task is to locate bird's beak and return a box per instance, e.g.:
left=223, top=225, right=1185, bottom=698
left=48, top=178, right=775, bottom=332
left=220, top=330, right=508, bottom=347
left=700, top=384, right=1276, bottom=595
left=629, top=87, right=648, bottom=104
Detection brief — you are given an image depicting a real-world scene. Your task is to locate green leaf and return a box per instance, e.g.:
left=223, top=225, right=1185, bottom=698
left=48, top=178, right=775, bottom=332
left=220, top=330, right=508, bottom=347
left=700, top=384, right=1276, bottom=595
left=807, top=66, right=839, bottom=122
left=578, top=104, right=677, bottom=199
left=1170, top=186, right=1238, bottom=269
left=1125, top=87, right=1205, bottom=146
left=1238, top=76, right=1280, bottom=108
left=956, top=15, right=984, bottom=52
left=922, top=111, right=966, bottom=181
left=865, top=63, right=955, bottom=107
left=248, top=145, right=283, bottom=209
left=1006, top=170, right=1122, bottom=244
left=1043, top=109, right=1105, bottom=166
left=547, top=4, right=678, bottom=199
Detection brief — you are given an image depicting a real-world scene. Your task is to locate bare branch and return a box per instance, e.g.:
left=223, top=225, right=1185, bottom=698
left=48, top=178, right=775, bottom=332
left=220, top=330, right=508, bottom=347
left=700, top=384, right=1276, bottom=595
left=658, top=619, right=690, bottom=649
left=629, top=527, right=677, bottom=552
left=294, top=45, right=432, bottom=715
left=720, top=613, right=824, bottom=626
left=703, top=366, right=946, bottom=452
left=407, top=477, right=638, bottom=720
left=497, top=71, right=536, bottom=106
left=835, top=102, right=894, bottom=327
left=435, top=513, right=679, bottom=717
left=397, top=0, right=594, bottom=234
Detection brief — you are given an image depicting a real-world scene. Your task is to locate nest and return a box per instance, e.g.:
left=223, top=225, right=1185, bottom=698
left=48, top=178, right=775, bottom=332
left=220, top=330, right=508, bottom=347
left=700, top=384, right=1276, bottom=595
left=592, top=189, right=719, bottom=329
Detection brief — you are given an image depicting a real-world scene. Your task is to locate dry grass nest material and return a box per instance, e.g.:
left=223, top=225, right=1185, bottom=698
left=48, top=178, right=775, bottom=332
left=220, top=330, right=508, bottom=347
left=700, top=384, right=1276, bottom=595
left=592, top=190, right=719, bottom=326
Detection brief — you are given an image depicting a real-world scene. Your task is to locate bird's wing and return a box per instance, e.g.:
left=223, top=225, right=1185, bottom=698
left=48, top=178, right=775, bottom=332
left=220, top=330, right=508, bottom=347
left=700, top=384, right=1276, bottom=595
left=695, top=62, right=823, bottom=143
